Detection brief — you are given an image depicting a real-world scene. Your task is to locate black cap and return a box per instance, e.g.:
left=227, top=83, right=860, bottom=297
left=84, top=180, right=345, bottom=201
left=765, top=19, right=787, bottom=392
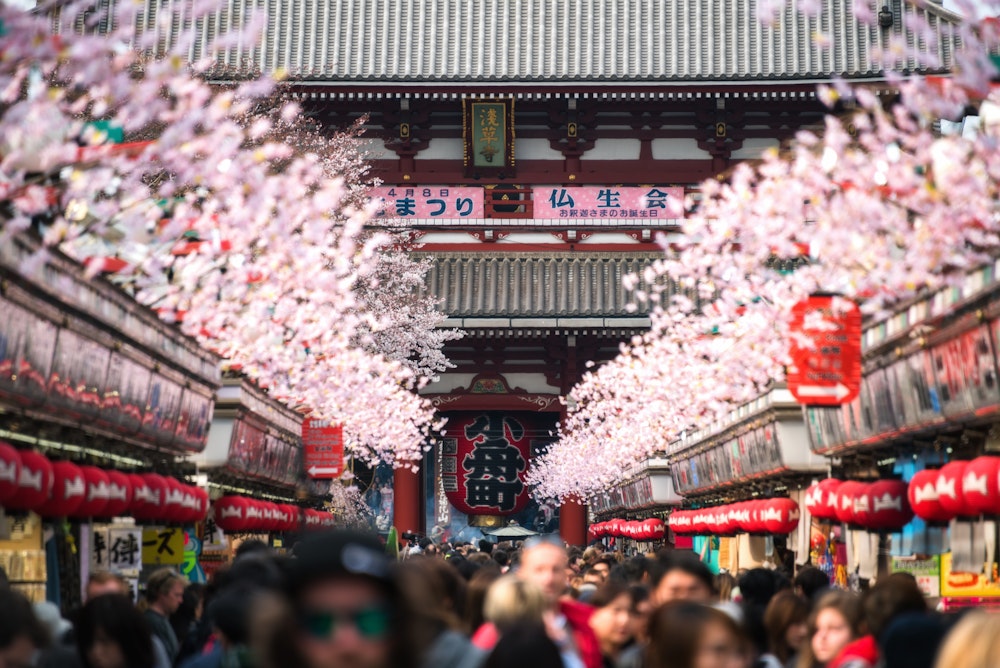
left=289, top=529, right=394, bottom=598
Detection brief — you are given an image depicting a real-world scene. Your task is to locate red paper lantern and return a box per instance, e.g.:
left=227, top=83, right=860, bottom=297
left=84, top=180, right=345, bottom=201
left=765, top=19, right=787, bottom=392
left=161, top=478, right=188, bottom=524
left=936, top=461, right=969, bottom=517
left=0, top=442, right=21, bottom=504
left=668, top=512, right=688, bottom=535
left=867, top=479, right=913, bottom=531
left=646, top=518, right=665, bottom=540
left=691, top=510, right=710, bottom=535
left=6, top=451, right=53, bottom=512
left=739, top=500, right=765, bottom=534
left=834, top=481, right=865, bottom=525
left=963, top=456, right=1000, bottom=516
left=37, top=461, right=86, bottom=517
left=805, top=479, right=843, bottom=521
left=132, top=474, right=169, bottom=522
left=73, top=466, right=110, bottom=518
left=103, top=470, right=133, bottom=518
left=190, top=487, right=209, bottom=523
left=908, top=470, right=953, bottom=523
left=215, top=496, right=251, bottom=532
left=761, top=498, right=800, bottom=534
left=303, top=508, right=323, bottom=530
left=852, top=483, right=874, bottom=529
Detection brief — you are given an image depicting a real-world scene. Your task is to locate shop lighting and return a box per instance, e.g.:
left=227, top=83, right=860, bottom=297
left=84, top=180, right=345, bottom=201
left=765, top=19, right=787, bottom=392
left=205, top=480, right=298, bottom=503
left=0, top=428, right=145, bottom=467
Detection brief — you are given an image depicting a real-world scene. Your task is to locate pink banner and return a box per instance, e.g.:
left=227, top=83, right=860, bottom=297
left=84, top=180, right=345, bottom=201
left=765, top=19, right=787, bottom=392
left=371, top=186, right=484, bottom=219
left=534, top=187, right=685, bottom=220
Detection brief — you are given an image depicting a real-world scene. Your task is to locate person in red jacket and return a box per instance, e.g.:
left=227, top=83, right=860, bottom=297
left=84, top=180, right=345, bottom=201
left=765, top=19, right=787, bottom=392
left=472, top=536, right=603, bottom=668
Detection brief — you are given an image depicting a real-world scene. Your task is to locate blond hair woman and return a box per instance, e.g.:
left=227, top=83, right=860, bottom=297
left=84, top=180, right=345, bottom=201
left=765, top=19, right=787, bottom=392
left=934, top=612, right=1000, bottom=668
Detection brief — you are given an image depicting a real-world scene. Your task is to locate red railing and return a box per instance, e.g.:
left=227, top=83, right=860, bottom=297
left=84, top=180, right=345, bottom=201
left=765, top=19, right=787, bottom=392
left=484, top=187, right=534, bottom=219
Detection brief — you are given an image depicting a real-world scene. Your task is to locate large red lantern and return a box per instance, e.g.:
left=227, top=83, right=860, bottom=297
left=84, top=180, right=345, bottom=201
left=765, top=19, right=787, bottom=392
left=867, top=479, right=913, bottom=531
left=646, top=518, right=666, bottom=540
left=805, top=479, right=842, bottom=521
left=834, top=481, right=865, bottom=525
left=6, top=451, right=53, bottom=511
left=963, top=456, right=1000, bottom=516
left=908, top=469, right=953, bottom=523
left=37, top=461, right=86, bottom=517
left=103, top=470, right=133, bottom=518
left=0, top=442, right=21, bottom=504
left=131, top=474, right=169, bottom=522
left=761, top=498, right=800, bottom=534
left=936, top=461, right=969, bottom=517
left=73, top=466, right=110, bottom=518
left=442, top=413, right=532, bottom=517
left=214, top=496, right=251, bottom=532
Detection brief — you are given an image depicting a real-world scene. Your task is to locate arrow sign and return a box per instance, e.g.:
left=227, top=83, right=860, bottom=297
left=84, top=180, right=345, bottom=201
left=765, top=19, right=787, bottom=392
left=307, top=466, right=341, bottom=477
left=787, top=296, right=862, bottom=407
left=302, top=419, right=344, bottom=480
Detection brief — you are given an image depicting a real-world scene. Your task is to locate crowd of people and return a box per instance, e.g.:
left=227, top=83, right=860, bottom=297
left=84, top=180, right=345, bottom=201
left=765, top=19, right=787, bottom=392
left=1, top=530, right=999, bottom=668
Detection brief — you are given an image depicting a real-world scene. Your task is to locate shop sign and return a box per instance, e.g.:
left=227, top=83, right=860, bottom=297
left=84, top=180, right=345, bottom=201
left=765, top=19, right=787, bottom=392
left=302, top=418, right=344, bottom=479
left=533, top=187, right=684, bottom=220
left=443, top=413, right=531, bottom=516
left=787, top=296, right=862, bottom=406
left=891, top=556, right=940, bottom=598
left=91, top=527, right=142, bottom=574
left=371, top=187, right=485, bottom=219
left=141, top=527, right=184, bottom=566
left=940, top=552, right=1000, bottom=598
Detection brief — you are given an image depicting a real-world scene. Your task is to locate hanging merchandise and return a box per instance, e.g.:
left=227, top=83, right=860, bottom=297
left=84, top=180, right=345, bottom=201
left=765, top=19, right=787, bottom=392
left=6, top=451, right=54, bottom=512
left=908, top=469, right=955, bottom=523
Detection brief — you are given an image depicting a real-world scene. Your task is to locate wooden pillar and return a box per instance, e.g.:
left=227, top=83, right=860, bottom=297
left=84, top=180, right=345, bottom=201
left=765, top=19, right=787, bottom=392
left=393, top=464, right=423, bottom=541
left=560, top=497, right=588, bottom=547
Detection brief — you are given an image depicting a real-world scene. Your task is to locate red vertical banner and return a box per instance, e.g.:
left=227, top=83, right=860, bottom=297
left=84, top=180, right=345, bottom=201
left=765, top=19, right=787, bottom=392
left=787, top=295, right=863, bottom=406
left=302, top=418, right=344, bottom=479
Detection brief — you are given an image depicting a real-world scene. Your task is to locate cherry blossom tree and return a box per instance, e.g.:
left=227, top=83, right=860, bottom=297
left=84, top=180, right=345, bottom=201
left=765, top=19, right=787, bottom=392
left=530, top=3, right=1000, bottom=502
left=0, top=0, right=443, bottom=470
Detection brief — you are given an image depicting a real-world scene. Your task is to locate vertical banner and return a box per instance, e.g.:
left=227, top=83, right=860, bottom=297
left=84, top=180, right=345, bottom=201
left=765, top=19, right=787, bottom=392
left=463, top=99, right=515, bottom=177
left=302, top=418, right=344, bottom=479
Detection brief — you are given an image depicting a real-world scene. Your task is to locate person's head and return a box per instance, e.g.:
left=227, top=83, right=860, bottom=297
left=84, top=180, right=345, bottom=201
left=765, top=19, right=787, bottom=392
left=143, top=569, right=186, bottom=616
left=880, top=612, right=947, bottom=668
left=516, top=536, right=568, bottom=607
left=630, top=585, right=653, bottom=644
left=650, top=552, right=715, bottom=605
left=715, top=573, right=737, bottom=602
left=738, top=569, right=790, bottom=609
left=862, top=573, right=927, bottom=640
left=934, top=612, right=1000, bottom=668
left=0, top=589, right=47, bottom=668
left=76, top=594, right=154, bottom=668
left=763, top=591, right=810, bottom=665
left=645, top=601, right=750, bottom=668
left=591, top=558, right=613, bottom=582
left=583, top=566, right=605, bottom=586
left=233, top=538, right=270, bottom=561
left=482, top=622, right=563, bottom=668
left=86, top=571, right=129, bottom=602
left=285, top=529, right=414, bottom=668
left=478, top=540, right=494, bottom=555
left=492, top=549, right=510, bottom=569
left=483, top=576, right=547, bottom=634
left=802, top=590, right=863, bottom=668
left=465, top=567, right=501, bottom=634
left=588, top=581, right=637, bottom=657
left=793, top=566, right=830, bottom=601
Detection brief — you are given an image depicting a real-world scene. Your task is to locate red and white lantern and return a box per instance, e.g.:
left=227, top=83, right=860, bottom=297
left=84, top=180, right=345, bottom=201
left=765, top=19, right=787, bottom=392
left=761, top=498, right=800, bottom=534
left=936, top=461, right=969, bottom=517
left=103, top=470, right=133, bottom=518
left=37, top=461, right=86, bottom=518
left=834, top=481, right=865, bottom=525
left=131, top=474, right=169, bottom=522
left=867, top=479, right=913, bottom=531
left=6, top=451, right=53, bottom=512
left=645, top=518, right=666, bottom=540
left=214, top=496, right=252, bottom=532
left=805, top=479, right=842, bottom=521
left=0, top=442, right=21, bottom=504
left=73, top=466, right=110, bottom=518
left=908, top=469, right=953, bottom=523
left=962, top=456, right=1000, bottom=516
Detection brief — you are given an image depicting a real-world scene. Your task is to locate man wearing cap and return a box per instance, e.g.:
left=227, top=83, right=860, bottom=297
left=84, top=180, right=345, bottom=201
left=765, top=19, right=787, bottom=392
left=285, top=529, right=418, bottom=668
left=472, top=535, right=602, bottom=668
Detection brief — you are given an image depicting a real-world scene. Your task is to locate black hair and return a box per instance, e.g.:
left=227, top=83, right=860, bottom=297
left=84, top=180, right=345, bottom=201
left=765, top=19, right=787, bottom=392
left=483, top=622, right=563, bottom=668
left=478, top=539, right=494, bottom=555
left=0, top=588, right=48, bottom=650
left=492, top=549, right=510, bottom=568
left=793, top=566, right=830, bottom=601
left=233, top=539, right=270, bottom=561
left=76, top=594, right=154, bottom=668
left=589, top=581, right=635, bottom=609
left=649, top=551, right=715, bottom=593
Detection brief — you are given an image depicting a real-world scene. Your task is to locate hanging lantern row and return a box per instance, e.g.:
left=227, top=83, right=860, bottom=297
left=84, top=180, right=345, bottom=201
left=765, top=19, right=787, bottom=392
left=213, top=495, right=334, bottom=533
left=804, top=478, right=913, bottom=530
left=805, top=458, right=1000, bottom=529
left=588, top=518, right=665, bottom=541
left=0, top=442, right=207, bottom=523
left=668, top=498, right=800, bottom=536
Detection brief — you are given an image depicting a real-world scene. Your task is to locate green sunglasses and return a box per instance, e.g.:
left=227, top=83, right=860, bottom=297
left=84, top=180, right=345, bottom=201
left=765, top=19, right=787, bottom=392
left=300, top=604, right=392, bottom=640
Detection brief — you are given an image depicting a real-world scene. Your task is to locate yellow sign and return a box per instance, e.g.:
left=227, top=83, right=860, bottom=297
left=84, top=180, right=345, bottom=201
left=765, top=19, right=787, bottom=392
left=141, top=528, right=185, bottom=566
left=940, top=552, right=1000, bottom=598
